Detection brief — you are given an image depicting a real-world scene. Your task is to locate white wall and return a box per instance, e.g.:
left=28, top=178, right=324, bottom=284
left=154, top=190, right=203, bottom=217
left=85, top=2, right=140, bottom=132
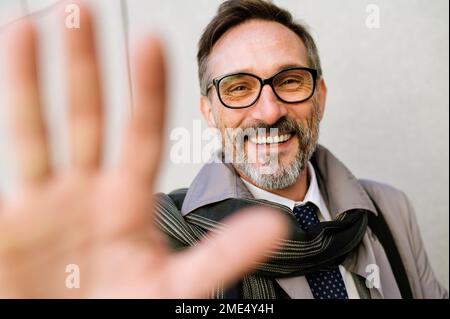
left=0, top=0, right=448, bottom=290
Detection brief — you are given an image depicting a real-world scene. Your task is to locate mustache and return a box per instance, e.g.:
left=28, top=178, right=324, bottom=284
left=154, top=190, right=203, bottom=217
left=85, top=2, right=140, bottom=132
left=231, top=117, right=305, bottom=140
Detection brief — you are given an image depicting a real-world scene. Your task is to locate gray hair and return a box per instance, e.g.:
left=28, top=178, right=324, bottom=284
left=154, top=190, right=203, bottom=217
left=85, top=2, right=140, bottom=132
left=197, top=0, right=323, bottom=95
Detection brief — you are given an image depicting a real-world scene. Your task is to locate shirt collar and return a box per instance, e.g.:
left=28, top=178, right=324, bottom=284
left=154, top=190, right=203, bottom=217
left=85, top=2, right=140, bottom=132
left=241, top=162, right=332, bottom=221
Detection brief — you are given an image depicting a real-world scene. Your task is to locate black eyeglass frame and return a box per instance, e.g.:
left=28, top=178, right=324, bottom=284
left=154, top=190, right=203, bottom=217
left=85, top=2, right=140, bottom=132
left=205, top=67, right=318, bottom=109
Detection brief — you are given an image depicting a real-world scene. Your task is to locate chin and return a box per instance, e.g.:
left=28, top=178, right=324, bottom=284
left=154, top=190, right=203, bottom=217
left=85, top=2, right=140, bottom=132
left=235, top=153, right=305, bottom=190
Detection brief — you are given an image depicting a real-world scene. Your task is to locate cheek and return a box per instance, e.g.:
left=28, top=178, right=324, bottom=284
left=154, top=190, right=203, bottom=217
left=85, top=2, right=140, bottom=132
left=215, top=104, right=249, bottom=129
left=287, top=101, right=318, bottom=125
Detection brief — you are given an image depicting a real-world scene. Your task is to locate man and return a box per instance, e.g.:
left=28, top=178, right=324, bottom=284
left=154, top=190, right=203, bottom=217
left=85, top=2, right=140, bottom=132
left=0, top=0, right=446, bottom=299
left=156, top=0, right=448, bottom=299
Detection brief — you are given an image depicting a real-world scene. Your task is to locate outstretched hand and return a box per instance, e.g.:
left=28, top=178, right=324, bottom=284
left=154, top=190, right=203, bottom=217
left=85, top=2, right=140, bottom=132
left=0, top=4, right=288, bottom=298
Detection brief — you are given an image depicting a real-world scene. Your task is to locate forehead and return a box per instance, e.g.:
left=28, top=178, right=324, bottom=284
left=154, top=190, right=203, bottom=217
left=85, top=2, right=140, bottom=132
left=208, top=19, right=309, bottom=79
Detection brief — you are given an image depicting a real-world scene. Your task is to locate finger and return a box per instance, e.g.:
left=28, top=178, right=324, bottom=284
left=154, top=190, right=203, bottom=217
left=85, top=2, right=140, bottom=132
left=66, top=4, right=103, bottom=171
left=120, top=37, right=166, bottom=186
left=167, top=208, right=289, bottom=298
left=6, top=19, right=51, bottom=185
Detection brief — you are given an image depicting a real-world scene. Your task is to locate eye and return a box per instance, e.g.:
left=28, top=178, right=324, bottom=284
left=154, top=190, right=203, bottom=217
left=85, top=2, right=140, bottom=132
left=230, top=85, right=248, bottom=92
left=225, top=84, right=253, bottom=95
left=280, top=77, right=303, bottom=86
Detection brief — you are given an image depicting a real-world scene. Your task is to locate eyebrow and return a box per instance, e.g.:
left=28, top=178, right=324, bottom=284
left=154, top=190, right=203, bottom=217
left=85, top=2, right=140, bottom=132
left=214, top=63, right=309, bottom=80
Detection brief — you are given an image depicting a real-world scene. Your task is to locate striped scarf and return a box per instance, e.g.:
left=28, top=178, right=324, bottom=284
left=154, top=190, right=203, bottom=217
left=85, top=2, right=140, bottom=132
left=154, top=192, right=368, bottom=299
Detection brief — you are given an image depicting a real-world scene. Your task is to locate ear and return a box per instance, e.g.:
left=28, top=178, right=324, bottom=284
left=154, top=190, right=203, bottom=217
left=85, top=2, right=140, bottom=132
left=316, top=78, right=327, bottom=121
left=200, top=95, right=217, bottom=128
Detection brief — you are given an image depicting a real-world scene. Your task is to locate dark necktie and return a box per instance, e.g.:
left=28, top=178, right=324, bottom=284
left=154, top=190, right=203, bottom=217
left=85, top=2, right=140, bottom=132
left=293, top=202, right=349, bottom=299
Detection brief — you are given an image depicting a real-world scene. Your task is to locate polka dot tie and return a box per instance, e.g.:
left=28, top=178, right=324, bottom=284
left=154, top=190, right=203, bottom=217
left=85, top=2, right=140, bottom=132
left=293, top=202, right=349, bottom=299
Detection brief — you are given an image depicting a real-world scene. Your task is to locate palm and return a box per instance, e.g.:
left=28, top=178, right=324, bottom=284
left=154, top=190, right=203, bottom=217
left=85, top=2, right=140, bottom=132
left=0, top=5, right=287, bottom=298
left=0, top=173, right=160, bottom=298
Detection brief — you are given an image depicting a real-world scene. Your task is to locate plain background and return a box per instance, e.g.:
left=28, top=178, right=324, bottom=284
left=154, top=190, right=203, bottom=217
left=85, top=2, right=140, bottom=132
left=0, top=0, right=448, bottom=290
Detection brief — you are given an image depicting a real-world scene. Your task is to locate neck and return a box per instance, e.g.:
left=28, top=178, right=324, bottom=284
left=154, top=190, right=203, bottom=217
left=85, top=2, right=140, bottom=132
left=239, top=166, right=310, bottom=202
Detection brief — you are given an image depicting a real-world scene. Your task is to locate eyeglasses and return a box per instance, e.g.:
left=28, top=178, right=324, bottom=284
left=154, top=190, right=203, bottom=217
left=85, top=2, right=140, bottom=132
left=206, top=67, right=317, bottom=109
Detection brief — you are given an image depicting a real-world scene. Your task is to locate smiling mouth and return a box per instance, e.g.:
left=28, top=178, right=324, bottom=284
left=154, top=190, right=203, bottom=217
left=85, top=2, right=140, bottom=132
left=248, top=133, right=293, bottom=145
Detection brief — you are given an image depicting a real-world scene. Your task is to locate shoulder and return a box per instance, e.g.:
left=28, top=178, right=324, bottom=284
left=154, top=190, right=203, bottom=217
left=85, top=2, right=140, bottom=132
left=359, top=179, right=409, bottom=203
left=359, top=179, right=411, bottom=209
left=359, top=179, right=414, bottom=227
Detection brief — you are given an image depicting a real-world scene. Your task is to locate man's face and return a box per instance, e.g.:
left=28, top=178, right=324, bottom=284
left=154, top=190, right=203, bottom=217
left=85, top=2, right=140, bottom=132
left=200, top=19, right=327, bottom=190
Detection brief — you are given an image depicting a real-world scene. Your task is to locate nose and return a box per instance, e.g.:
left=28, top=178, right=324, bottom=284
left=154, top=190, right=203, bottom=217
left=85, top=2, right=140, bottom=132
left=251, top=84, right=288, bottom=125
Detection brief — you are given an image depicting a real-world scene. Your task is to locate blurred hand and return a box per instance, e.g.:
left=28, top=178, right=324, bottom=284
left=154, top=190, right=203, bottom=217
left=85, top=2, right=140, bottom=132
left=0, top=4, right=287, bottom=298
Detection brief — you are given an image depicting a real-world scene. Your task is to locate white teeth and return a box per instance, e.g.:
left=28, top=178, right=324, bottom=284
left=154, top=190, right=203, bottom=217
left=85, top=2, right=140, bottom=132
left=249, top=133, right=291, bottom=145
left=255, top=136, right=266, bottom=144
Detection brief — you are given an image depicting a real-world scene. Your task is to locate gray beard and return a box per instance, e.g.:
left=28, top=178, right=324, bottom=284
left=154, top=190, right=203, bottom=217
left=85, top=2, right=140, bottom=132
left=233, top=130, right=318, bottom=190
left=234, top=149, right=305, bottom=190
left=228, top=105, right=321, bottom=190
